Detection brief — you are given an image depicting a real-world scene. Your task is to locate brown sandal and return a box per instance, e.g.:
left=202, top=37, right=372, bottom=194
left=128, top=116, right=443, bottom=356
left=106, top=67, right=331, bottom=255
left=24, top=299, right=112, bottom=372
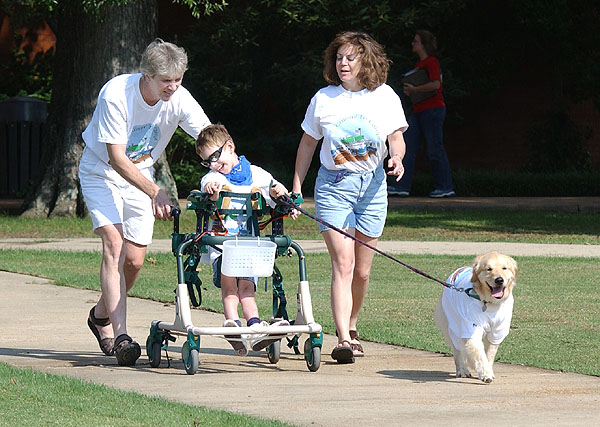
left=331, top=340, right=355, bottom=364
left=349, top=330, right=364, bottom=357
left=87, top=306, right=114, bottom=356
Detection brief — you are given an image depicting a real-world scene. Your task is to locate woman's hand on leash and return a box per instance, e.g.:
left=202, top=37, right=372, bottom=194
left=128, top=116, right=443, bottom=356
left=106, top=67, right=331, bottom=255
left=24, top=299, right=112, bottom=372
left=271, top=184, right=299, bottom=220
left=387, top=155, right=405, bottom=181
left=289, top=207, right=299, bottom=220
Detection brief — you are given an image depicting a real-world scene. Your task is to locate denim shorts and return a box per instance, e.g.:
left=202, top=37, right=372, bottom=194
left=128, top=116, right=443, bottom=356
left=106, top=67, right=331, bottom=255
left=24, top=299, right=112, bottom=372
left=212, top=257, right=257, bottom=289
left=314, top=165, right=388, bottom=238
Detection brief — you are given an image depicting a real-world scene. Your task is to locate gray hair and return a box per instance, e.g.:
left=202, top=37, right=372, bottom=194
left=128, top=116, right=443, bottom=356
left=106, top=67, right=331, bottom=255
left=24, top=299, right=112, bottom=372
left=139, top=38, right=188, bottom=78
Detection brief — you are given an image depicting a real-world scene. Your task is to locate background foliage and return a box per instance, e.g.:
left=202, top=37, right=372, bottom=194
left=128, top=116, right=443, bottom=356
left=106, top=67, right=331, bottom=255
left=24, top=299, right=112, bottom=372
left=2, top=0, right=599, bottom=196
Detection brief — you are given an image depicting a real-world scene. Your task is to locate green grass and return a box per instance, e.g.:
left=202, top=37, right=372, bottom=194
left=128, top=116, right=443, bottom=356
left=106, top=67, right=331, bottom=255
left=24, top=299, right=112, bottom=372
left=2, top=208, right=600, bottom=244
left=0, top=363, right=292, bottom=427
left=1, top=208, right=598, bottom=423
left=1, top=249, right=599, bottom=376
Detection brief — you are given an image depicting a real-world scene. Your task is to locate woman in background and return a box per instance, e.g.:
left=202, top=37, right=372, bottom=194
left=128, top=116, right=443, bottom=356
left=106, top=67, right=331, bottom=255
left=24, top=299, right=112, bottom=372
left=388, top=29, right=454, bottom=198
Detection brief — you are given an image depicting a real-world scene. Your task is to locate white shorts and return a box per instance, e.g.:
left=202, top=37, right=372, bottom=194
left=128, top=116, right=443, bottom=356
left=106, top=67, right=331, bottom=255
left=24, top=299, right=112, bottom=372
left=78, top=148, right=155, bottom=246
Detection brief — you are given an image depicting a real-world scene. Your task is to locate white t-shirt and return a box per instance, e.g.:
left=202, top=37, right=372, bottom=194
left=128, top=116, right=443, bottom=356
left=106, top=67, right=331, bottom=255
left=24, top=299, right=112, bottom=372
left=82, top=73, right=210, bottom=170
left=200, top=165, right=280, bottom=264
left=441, top=267, right=514, bottom=348
left=301, top=83, right=408, bottom=172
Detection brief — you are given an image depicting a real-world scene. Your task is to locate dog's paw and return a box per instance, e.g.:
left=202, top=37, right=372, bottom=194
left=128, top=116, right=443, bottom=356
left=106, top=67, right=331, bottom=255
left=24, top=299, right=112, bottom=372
left=479, top=370, right=495, bottom=383
left=456, top=368, right=472, bottom=378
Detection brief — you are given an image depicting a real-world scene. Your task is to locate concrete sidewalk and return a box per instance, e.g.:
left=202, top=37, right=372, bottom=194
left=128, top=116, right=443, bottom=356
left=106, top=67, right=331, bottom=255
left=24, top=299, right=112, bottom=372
left=1, top=237, right=599, bottom=258
left=2, top=271, right=600, bottom=426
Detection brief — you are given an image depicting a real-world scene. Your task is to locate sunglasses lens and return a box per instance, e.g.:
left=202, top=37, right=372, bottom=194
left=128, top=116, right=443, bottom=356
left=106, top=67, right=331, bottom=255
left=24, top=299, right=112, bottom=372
left=201, top=143, right=225, bottom=168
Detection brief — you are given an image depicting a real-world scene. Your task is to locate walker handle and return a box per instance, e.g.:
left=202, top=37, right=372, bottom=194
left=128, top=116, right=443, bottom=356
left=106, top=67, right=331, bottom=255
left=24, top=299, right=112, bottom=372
left=171, top=205, right=181, bottom=233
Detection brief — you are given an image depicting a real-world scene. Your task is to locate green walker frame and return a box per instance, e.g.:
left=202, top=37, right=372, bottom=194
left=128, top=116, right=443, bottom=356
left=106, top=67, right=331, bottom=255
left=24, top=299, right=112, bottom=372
left=146, top=190, right=323, bottom=374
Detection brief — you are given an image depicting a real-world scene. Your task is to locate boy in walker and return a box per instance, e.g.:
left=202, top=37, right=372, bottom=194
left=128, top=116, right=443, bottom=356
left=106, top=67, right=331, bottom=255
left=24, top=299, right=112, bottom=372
left=195, top=124, right=293, bottom=356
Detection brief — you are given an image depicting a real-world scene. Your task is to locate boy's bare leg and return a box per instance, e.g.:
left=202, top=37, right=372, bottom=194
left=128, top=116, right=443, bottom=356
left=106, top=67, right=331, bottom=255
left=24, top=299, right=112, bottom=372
left=221, top=275, right=241, bottom=321
left=238, top=279, right=259, bottom=322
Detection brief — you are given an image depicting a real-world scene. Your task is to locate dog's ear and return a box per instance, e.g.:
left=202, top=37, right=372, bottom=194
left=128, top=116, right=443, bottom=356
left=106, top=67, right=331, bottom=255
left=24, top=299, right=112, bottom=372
left=471, top=254, right=484, bottom=282
left=507, top=256, right=518, bottom=277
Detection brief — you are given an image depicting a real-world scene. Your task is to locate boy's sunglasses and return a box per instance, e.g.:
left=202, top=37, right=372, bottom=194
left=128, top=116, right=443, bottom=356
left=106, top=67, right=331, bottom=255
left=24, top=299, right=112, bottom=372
left=200, top=141, right=229, bottom=168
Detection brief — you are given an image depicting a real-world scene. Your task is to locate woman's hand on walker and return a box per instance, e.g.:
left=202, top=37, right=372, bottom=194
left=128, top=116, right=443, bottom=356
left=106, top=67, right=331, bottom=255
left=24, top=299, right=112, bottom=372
left=152, top=188, right=173, bottom=221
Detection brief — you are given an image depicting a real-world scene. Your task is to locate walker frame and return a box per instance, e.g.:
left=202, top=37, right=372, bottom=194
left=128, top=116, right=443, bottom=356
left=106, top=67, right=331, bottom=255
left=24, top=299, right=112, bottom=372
left=145, top=189, right=323, bottom=374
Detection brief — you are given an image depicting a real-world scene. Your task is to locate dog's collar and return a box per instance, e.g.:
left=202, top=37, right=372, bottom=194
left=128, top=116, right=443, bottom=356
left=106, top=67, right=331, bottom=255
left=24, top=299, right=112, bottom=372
left=465, top=288, right=490, bottom=312
left=464, top=287, right=480, bottom=301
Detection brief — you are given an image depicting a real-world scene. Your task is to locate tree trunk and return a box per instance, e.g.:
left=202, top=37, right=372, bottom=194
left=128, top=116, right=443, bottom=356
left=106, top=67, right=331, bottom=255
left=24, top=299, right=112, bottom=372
left=21, top=0, right=180, bottom=217
left=154, top=151, right=179, bottom=205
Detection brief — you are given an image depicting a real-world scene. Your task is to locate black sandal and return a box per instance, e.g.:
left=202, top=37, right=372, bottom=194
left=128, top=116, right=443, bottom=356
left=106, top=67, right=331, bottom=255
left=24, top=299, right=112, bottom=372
left=113, top=334, right=141, bottom=366
left=87, top=306, right=114, bottom=356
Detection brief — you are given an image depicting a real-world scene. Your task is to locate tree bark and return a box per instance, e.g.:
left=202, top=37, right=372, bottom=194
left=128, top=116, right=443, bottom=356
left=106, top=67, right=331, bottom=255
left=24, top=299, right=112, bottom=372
left=154, top=151, right=179, bottom=205
left=21, top=0, right=180, bottom=217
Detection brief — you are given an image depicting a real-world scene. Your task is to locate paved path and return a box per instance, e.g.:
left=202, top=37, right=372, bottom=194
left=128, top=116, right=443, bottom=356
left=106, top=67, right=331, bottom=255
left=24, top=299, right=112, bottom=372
left=1, top=237, right=600, bottom=258
left=2, top=271, right=600, bottom=427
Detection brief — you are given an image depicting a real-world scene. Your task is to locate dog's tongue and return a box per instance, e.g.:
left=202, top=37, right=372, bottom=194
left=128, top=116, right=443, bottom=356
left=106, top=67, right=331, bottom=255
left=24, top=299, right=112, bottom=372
left=491, top=287, right=504, bottom=298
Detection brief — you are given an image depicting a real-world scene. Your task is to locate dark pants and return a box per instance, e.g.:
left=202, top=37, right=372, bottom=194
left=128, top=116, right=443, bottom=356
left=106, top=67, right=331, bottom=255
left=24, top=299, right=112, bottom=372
left=391, top=106, right=453, bottom=192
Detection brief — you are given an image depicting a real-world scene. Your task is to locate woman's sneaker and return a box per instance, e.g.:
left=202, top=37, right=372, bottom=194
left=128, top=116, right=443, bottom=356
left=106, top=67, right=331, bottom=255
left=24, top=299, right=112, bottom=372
left=387, top=187, right=410, bottom=197
left=428, top=189, right=455, bottom=198
left=223, top=319, right=248, bottom=356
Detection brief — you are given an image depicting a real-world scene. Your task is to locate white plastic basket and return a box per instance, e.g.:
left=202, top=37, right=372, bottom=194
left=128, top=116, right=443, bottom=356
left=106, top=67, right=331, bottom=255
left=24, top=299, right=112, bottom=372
left=221, top=237, right=277, bottom=278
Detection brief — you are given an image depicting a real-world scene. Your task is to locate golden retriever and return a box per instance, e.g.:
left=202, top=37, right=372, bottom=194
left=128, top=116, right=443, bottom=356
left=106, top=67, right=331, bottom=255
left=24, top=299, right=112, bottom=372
left=434, top=252, right=518, bottom=383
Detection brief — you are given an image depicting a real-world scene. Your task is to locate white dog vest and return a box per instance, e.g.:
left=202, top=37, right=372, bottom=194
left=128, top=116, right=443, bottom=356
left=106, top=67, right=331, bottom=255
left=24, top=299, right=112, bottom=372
left=442, top=267, right=513, bottom=348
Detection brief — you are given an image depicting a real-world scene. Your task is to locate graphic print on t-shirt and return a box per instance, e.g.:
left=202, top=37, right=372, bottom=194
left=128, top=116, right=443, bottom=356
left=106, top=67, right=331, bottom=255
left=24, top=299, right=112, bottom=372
left=126, top=123, right=161, bottom=163
left=330, top=114, right=379, bottom=165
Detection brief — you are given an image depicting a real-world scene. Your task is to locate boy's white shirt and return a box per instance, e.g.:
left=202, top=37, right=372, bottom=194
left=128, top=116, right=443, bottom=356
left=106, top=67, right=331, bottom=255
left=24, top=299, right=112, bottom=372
left=199, top=165, right=280, bottom=264
left=442, top=267, right=514, bottom=349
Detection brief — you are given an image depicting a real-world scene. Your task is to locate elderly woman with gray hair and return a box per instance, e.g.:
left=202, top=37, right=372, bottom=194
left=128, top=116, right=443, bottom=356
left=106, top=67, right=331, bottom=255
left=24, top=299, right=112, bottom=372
left=79, top=39, right=210, bottom=366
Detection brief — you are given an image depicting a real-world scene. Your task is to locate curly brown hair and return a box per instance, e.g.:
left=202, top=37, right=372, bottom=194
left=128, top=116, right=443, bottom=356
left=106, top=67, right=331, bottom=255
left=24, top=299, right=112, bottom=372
left=322, top=31, right=390, bottom=91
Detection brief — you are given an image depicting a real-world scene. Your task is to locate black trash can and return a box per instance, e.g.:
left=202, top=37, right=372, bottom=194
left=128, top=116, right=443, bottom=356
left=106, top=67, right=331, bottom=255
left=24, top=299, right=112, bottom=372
left=0, top=96, right=47, bottom=197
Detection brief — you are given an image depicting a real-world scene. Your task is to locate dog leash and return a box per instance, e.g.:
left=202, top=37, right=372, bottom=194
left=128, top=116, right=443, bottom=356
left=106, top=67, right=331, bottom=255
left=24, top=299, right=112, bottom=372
left=278, top=194, right=480, bottom=300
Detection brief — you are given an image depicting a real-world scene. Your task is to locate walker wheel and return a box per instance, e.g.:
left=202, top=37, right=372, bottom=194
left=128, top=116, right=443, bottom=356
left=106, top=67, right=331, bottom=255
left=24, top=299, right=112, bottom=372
left=267, top=341, right=281, bottom=364
left=304, top=339, right=321, bottom=372
left=182, top=341, right=199, bottom=375
left=149, top=339, right=162, bottom=368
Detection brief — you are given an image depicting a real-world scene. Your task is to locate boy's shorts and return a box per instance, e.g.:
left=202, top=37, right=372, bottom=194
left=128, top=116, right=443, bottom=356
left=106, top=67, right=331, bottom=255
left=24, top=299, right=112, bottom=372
left=314, top=165, right=388, bottom=238
left=212, top=257, right=257, bottom=290
left=79, top=149, right=155, bottom=246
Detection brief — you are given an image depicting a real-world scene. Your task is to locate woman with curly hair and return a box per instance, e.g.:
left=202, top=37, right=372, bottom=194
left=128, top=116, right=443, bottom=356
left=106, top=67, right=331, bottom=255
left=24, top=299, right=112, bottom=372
left=292, top=31, right=408, bottom=364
